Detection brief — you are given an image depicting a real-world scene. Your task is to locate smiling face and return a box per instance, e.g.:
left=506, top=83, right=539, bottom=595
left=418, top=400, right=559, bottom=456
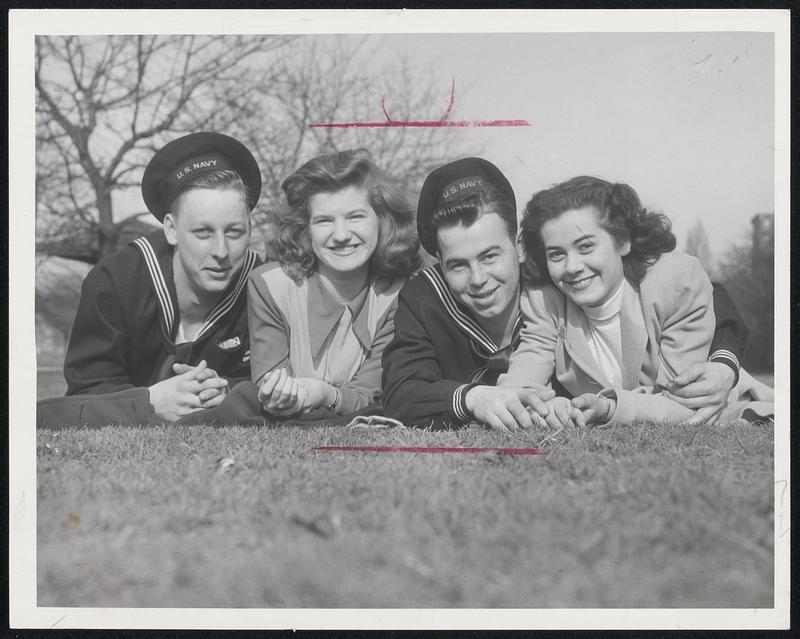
left=164, top=188, right=250, bottom=299
left=437, top=212, right=525, bottom=335
left=540, top=206, right=630, bottom=308
left=308, top=185, right=380, bottom=281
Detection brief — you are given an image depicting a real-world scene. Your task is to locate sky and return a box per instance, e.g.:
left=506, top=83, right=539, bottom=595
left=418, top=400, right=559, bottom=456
left=365, top=31, right=775, bottom=261
left=102, top=30, right=775, bottom=264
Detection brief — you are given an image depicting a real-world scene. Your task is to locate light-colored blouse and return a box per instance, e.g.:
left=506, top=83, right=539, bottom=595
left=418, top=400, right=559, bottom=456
left=247, top=262, right=404, bottom=414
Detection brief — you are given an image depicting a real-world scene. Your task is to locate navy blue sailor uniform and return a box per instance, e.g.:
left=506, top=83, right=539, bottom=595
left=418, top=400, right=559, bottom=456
left=381, top=264, right=523, bottom=429
left=37, top=230, right=261, bottom=428
left=381, top=265, right=748, bottom=429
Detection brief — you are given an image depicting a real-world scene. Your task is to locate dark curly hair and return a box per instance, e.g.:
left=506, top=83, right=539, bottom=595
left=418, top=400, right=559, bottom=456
left=267, top=148, right=422, bottom=283
left=520, top=176, right=676, bottom=287
left=426, top=184, right=517, bottom=248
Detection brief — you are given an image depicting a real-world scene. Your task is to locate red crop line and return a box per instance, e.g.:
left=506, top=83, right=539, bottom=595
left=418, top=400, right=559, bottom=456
left=312, top=445, right=546, bottom=455
left=439, top=76, right=457, bottom=123
left=318, top=79, right=532, bottom=129
left=309, top=120, right=531, bottom=129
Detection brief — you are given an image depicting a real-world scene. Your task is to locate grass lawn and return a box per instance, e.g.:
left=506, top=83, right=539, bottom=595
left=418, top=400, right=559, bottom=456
left=37, top=417, right=774, bottom=608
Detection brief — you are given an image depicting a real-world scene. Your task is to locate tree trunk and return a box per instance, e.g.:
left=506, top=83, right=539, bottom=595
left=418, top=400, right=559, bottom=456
left=95, top=186, right=118, bottom=259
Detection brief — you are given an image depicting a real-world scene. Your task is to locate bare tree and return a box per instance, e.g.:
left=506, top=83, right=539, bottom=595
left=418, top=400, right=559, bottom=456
left=36, top=34, right=477, bottom=261
left=226, top=35, right=478, bottom=250
left=35, top=34, right=291, bottom=258
left=34, top=34, right=481, bottom=373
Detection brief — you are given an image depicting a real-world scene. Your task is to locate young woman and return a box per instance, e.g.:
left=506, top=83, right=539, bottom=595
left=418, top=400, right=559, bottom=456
left=500, top=176, right=773, bottom=427
left=247, top=148, right=422, bottom=418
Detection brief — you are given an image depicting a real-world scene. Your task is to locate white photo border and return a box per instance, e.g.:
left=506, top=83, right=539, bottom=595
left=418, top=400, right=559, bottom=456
left=9, top=8, right=791, bottom=630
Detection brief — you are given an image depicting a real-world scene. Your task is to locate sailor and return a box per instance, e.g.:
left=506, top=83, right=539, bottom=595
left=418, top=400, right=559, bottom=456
left=381, top=157, right=748, bottom=430
left=37, top=132, right=263, bottom=427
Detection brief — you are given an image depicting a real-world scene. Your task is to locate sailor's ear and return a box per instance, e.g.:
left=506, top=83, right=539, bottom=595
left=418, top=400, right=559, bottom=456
left=163, top=213, right=178, bottom=246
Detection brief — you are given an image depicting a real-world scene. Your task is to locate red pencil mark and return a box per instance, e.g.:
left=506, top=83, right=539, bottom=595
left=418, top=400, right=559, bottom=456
left=380, top=95, right=393, bottom=123
left=440, top=76, right=456, bottom=122
left=312, top=446, right=545, bottom=455
left=310, top=78, right=530, bottom=129
left=311, top=120, right=530, bottom=129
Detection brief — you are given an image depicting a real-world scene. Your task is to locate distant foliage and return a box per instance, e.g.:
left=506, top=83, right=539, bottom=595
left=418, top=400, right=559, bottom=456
left=716, top=228, right=774, bottom=372
left=683, top=219, right=716, bottom=279
left=35, top=256, right=92, bottom=368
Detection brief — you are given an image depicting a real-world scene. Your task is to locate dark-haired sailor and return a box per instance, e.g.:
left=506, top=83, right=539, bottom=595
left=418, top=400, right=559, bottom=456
left=381, top=158, right=749, bottom=431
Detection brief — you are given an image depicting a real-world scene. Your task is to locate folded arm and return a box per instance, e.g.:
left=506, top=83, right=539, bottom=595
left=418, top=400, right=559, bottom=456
left=609, top=256, right=715, bottom=425
left=64, top=264, right=136, bottom=395
left=382, top=292, right=471, bottom=426
left=498, top=285, right=560, bottom=389
left=662, top=283, right=747, bottom=424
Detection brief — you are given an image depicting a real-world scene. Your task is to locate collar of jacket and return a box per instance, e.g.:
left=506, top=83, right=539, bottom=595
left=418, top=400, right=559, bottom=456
left=307, top=272, right=372, bottom=359
left=561, top=280, right=647, bottom=389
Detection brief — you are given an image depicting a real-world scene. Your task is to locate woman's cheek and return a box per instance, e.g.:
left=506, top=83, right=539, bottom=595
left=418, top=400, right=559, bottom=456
left=547, top=262, right=561, bottom=285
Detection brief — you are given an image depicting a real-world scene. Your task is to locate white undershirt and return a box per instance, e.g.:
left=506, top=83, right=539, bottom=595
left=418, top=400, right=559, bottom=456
left=175, top=323, right=191, bottom=345
left=582, top=280, right=626, bottom=388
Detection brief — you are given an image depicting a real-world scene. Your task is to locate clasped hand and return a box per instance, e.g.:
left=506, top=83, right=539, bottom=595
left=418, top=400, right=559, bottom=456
left=570, top=393, right=611, bottom=426
left=257, top=368, right=334, bottom=417
left=148, top=360, right=229, bottom=421
left=464, top=385, right=555, bottom=433
left=566, top=361, right=740, bottom=427
left=527, top=394, right=611, bottom=429
left=663, top=361, right=736, bottom=426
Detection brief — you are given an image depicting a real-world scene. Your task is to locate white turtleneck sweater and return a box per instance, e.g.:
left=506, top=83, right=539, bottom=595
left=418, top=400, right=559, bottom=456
left=582, top=279, right=629, bottom=388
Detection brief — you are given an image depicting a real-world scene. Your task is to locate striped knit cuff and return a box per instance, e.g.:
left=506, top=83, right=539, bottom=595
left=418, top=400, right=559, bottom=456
left=709, top=349, right=740, bottom=386
left=452, top=383, right=480, bottom=423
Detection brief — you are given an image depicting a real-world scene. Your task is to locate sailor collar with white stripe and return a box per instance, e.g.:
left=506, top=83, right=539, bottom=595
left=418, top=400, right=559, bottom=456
left=420, top=264, right=522, bottom=358
left=133, top=233, right=258, bottom=343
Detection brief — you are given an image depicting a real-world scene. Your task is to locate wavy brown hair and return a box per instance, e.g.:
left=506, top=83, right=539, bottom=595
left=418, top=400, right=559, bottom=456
left=268, top=148, right=421, bottom=283
left=520, top=176, right=676, bottom=287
